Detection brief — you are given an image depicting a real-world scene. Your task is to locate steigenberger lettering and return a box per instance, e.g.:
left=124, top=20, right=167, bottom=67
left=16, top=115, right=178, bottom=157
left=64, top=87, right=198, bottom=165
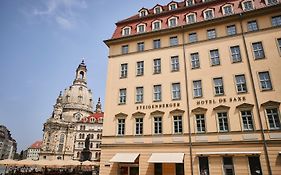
left=136, top=103, right=180, bottom=110
left=196, top=96, right=246, bottom=105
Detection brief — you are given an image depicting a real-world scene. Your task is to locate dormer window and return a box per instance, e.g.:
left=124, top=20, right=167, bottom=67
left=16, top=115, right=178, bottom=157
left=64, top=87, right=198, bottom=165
left=152, top=20, right=162, bottom=30
left=154, top=6, right=162, bottom=14
left=122, top=27, right=131, bottom=36
left=139, top=9, right=148, bottom=17
left=186, top=0, right=195, bottom=6
left=242, top=0, right=254, bottom=11
left=169, top=3, right=177, bottom=10
left=203, top=9, right=214, bottom=20
left=265, top=0, right=278, bottom=5
left=222, top=4, right=233, bottom=15
left=137, top=23, right=146, bottom=33
left=168, top=17, right=178, bottom=27
left=186, top=13, right=196, bottom=24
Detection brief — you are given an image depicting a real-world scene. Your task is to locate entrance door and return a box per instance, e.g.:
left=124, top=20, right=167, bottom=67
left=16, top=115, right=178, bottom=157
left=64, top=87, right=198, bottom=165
left=248, top=156, right=262, bottom=175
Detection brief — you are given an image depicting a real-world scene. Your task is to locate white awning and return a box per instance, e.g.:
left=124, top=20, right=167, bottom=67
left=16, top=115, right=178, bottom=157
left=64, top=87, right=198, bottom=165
left=110, top=153, right=139, bottom=163
left=148, top=153, right=184, bottom=163
left=196, top=151, right=261, bottom=156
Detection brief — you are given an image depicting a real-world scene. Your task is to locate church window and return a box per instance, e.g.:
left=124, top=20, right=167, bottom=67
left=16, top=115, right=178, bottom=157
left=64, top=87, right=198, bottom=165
left=79, top=71, right=84, bottom=79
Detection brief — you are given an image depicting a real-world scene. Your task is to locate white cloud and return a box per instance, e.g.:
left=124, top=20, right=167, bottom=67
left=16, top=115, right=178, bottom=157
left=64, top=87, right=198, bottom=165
left=32, top=0, right=87, bottom=29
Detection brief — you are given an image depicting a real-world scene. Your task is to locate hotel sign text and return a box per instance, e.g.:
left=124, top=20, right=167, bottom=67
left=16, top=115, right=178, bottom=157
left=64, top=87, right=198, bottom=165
left=196, top=96, right=246, bottom=105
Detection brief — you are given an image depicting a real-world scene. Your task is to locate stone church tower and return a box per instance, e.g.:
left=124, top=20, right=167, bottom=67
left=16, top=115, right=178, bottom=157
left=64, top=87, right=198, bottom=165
left=40, top=60, right=95, bottom=160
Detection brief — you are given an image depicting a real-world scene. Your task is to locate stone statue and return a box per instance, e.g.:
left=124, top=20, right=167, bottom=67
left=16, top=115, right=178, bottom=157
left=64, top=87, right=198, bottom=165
left=85, top=134, right=90, bottom=150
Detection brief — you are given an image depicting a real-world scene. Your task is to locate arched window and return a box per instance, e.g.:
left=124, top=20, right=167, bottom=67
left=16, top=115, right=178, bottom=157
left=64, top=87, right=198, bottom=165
left=77, top=152, right=80, bottom=158
left=169, top=3, right=177, bottom=10
left=186, top=13, right=196, bottom=24
left=154, top=6, right=162, bottom=14
left=90, top=142, right=93, bottom=148
left=152, top=20, right=161, bottom=30
left=137, top=23, right=146, bottom=33
left=168, top=17, right=178, bottom=27
left=95, top=152, right=98, bottom=159
left=186, top=0, right=194, bottom=6
left=222, top=4, right=233, bottom=15
left=139, top=9, right=148, bottom=17
left=122, top=26, right=131, bottom=36
left=203, top=9, right=215, bottom=20
left=242, top=0, right=254, bottom=11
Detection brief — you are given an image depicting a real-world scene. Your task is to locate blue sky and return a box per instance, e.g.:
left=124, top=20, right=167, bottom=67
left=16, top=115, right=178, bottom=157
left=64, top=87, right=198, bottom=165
left=0, top=0, right=172, bottom=152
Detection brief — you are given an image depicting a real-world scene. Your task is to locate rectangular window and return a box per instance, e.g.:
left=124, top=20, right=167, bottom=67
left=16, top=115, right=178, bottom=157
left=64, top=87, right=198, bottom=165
left=258, top=71, right=272, bottom=90
left=186, top=0, right=194, bottom=6
left=204, top=10, right=214, bottom=20
left=235, top=74, right=247, bottom=93
left=169, top=18, right=177, bottom=27
left=227, top=25, right=237, bottom=36
left=230, top=45, right=242, bottom=63
left=137, top=42, right=144, bottom=52
left=135, top=118, right=143, bottom=135
left=119, top=89, right=126, bottom=104
left=223, top=157, right=235, bottom=175
left=170, top=36, right=178, bottom=46
left=272, top=15, right=281, bottom=26
left=218, top=112, right=228, bottom=132
left=172, top=83, right=181, bottom=100
left=187, top=14, right=196, bottom=23
left=136, top=87, right=143, bottom=103
left=173, top=116, right=183, bottom=134
left=120, top=63, right=128, bottom=78
left=171, top=56, right=179, bottom=72
left=121, top=45, right=129, bottom=54
left=241, top=110, right=254, bottom=131
left=223, top=5, right=233, bottom=15
left=199, top=157, right=210, bottom=175
left=210, top=49, right=220, bottom=66
left=189, top=32, right=198, bottom=43
left=153, top=39, right=161, bottom=49
left=153, top=21, right=161, bottom=30
left=193, top=80, right=202, bottom=98
left=153, top=85, right=162, bottom=101
left=136, top=61, right=144, bottom=76
left=214, top=77, right=224, bottom=95
left=196, top=114, right=205, bottom=133
left=117, top=119, right=125, bottom=135
left=190, top=52, right=200, bottom=69
left=207, top=29, right=216, bottom=39
left=252, top=42, right=265, bottom=59
left=243, top=1, right=254, bottom=11
left=154, top=117, right=162, bottom=134
left=153, top=58, right=161, bottom=74
left=248, top=156, right=262, bottom=175
left=247, top=20, right=258, bottom=31
left=266, top=108, right=281, bottom=129
left=277, top=38, right=281, bottom=52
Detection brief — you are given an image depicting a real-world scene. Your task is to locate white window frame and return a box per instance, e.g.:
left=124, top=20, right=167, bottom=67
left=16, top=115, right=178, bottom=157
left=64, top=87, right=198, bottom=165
left=172, top=83, right=181, bottom=100
left=213, top=77, right=224, bottom=95
left=169, top=3, right=178, bottom=10
left=135, top=117, right=144, bottom=135
left=227, top=25, right=237, bottom=36
left=153, top=39, right=161, bottom=49
left=153, top=85, right=162, bottom=102
left=189, top=32, right=198, bottom=43
left=252, top=42, right=265, bottom=59
left=119, top=88, right=127, bottom=104
left=122, top=26, right=131, bottom=36
left=217, top=112, right=229, bottom=132
left=235, top=74, right=247, bottom=93
left=193, top=80, right=202, bottom=98
left=210, top=49, right=220, bottom=66
left=203, top=9, right=214, bottom=20
left=230, top=45, right=242, bottom=63
left=136, top=61, right=144, bottom=76
left=173, top=116, right=183, bottom=134
left=190, top=52, right=200, bottom=69
left=153, top=58, right=161, bottom=74
left=186, top=0, right=195, bottom=6
left=137, top=23, right=146, bottom=33
left=154, top=6, right=163, bottom=14
left=171, top=56, right=179, bottom=72
left=117, top=118, right=125, bottom=136
left=186, top=13, right=197, bottom=24
left=120, top=63, right=128, bottom=78
left=135, top=86, right=144, bottom=103
left=265, top=108, right=281, bottom=130
left=207, top=29, right=216, bottom=39
left=265, top=0, right=279, bottom=6
left=240, top=110, right=254, bottom=131
left=154, top=116, right=162, bottom=134
left=222, top=4, right=234, bottom=16
left=168, top=17, right=178, bottom=28
left=247, top=20, right=259, bottom=31
left=258, top=71, right=272, bottom=90
left=242, top=0, right=254, bottom=11
left=139, top=9, right=148, bottom=17
left=196, top=114, right=206, bottom=133
left=137, top=42, right=145, bottom=52
left=152, top=20, right=161, bottom=31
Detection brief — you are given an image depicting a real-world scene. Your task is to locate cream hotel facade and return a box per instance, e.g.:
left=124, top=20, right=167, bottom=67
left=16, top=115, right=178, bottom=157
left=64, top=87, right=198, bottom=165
left=101, top=0, right=281, bottom=175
